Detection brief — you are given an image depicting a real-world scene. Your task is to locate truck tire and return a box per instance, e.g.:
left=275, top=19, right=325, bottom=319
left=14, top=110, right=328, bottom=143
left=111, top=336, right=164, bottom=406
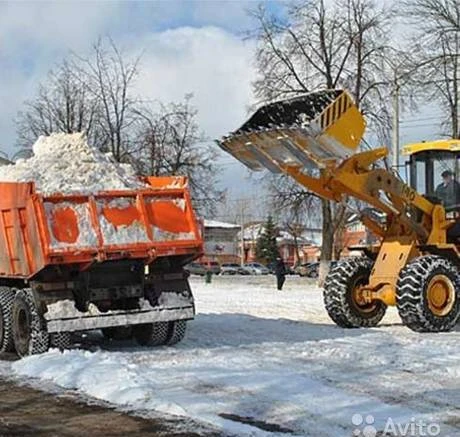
left=0, top=287, right=16, bottom=353
left=12, top=289, right=50, bottom=357
left=132, top=322, right=170, bottom=346
left=397, top=255, right=460, bottom=332
left=165, top=320, right=187, bottom=345
left=323, top=257, right=387, bottom=328
left=50, top=332, right=72, bottom=350
left=102, top=326, right=132, bottom=341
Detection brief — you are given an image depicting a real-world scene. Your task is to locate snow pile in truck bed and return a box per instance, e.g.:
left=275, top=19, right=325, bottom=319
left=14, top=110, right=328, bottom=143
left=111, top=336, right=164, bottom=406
left=0, top=133, right=147, bottom=194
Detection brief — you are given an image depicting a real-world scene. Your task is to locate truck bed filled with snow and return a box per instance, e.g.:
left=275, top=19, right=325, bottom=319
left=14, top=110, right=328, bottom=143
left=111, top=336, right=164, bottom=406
left=3, top=275, right=460, bottom=436
left=0, top=133, right=146, bottom=194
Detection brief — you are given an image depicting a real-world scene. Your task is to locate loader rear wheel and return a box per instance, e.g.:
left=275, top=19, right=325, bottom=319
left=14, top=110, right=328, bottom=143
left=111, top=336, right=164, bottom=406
left=0, top=287, right=16, bottom=353
left=12, top=290, right=49, bottom=357
left=132, top=322, right=170, bottom=346
left=397, top=255, right=460, bottom=332
left=323, top=258, right=387, bottom=328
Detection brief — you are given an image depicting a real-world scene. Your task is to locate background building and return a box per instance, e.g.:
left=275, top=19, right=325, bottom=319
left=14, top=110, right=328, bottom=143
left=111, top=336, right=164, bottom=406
left=238, top=222, right=322, bottom=266
left=201, top=219, right=241, bottom=264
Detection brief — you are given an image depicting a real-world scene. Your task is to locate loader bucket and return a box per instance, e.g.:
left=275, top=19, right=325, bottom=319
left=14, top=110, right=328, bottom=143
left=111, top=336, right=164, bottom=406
left=218, top=89, right=365, bottom=172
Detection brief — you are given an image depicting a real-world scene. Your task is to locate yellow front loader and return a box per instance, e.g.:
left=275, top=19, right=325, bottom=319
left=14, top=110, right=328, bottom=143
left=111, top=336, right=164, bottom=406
left=218, top=89, right=460, bottom=332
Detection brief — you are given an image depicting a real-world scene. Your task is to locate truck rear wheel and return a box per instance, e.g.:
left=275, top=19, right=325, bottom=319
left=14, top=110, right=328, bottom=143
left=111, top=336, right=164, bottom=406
left=165, top=321, right=187, bottom=345
left=12, top=290, right=50, bottom=357
left=102, top=326, right=132, bottom=341
left=50, top=332, right=72, bottom=350
left=0, top=287, right=16, bottom=353
left=397, top=255, right=460, bottom=332
left=133, top=321, right=187, bottom=346
left=323, top=258, right=387, bottom=328
left=133, top=322, right=170, bottom=346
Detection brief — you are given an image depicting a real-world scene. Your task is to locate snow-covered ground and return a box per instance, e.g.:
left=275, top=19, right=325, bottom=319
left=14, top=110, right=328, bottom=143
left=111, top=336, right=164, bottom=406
left=3, top=275, right=460, bottom=436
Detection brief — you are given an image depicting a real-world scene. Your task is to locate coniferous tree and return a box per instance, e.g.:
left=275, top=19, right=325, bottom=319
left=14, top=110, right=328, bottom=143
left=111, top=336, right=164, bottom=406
left=255, top=215, right=280, bottom=263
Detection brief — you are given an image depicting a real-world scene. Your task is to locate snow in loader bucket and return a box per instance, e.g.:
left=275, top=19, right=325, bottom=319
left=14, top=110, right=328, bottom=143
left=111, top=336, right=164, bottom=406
left=217, top=89, right=366, bottom=173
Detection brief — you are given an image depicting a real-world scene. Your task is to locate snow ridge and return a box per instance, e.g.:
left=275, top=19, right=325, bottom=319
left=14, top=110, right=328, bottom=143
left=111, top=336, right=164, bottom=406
left=0, top=133, right=146, bottom=195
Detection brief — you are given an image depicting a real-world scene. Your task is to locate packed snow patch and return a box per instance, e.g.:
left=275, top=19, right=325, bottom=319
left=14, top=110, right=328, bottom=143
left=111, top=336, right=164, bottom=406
left=0, top=133, right=147, bottom=194
left=100, top=216, right=150, bottom=245
left=10, top=276, right=460, bottom=436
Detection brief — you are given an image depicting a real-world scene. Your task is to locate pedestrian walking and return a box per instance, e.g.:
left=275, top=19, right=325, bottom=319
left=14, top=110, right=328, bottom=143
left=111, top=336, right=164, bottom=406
left=274, top=257, right=286, bottom=291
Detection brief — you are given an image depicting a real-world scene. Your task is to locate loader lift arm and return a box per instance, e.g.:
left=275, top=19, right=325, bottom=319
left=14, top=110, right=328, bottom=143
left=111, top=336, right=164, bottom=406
left=282, top=146, right=449, bottom=246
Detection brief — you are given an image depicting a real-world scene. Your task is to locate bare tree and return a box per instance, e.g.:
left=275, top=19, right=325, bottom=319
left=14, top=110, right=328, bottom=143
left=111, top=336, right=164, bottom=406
left=134, top=95, right=224, bottom=215
left=14, top=38, right=223, bottom=214
left=270, top=181, right=312, bottom=266
left=401, top=0, right=460, bottom=138
left=251, top=0, right=393, bottom=279
left=15, top=38, right=140, bottom=158
left=16, top=60, right=100, bottom=149
left=75, top=38, right=141, bottom=160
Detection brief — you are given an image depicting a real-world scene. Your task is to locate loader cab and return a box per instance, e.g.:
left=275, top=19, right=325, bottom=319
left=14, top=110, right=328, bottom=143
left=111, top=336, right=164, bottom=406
left=404, top=140, right=460, bottom=210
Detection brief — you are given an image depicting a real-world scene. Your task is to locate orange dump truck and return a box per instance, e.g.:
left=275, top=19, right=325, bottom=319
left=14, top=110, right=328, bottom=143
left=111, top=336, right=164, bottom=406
left=0, top=176, right=202, bottom=356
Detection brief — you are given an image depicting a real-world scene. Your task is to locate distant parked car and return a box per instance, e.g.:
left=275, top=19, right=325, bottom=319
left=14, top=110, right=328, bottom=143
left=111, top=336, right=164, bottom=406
left=295, top=262, right=315, bottom=277
left=221, top=263, right=241, bottom=275
left=296, top=262, right=320, bottom=278
left=243, top=262, right=270, bottom=275
left=200, top=260, right=221, bottom=275
left=305, top=262, right=319, bottom=278
left=184, top=261, right=221, bottom=276
left=184, top=262, right=207, bottom=276
left=266, top=261, right=277, bottom=274
left=267, top=261, right=295, bottom=275
left=296, top=261, right=338, bottom=278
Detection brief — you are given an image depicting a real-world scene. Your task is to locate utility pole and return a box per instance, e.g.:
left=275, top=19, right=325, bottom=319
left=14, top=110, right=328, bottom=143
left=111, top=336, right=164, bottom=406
left=392, top=74, right=400, bottom=170
left=240, top=202, right=245, bottom=266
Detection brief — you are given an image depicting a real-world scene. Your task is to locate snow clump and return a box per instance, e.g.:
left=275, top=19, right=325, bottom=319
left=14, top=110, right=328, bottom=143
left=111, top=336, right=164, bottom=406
left=0, top=133, right=147, bottom=194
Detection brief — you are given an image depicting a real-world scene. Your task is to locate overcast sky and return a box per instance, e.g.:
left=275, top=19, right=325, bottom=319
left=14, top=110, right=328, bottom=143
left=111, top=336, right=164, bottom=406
left=0, top=0, right=283, bottom=199
left=0, top=0, right=447, bottom=216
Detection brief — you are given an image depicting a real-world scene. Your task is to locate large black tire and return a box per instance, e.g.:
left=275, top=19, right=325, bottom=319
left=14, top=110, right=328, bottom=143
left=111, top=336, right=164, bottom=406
left=102, top=326, right=133, bottom=341
left=133, top=321, right=187, bottom=346
left=50, top=332, right=72, bottom=350
left=133, top=322, right=170, bottom=346
left=397, top=255, right=460, bottom=332
left=323, top=258, right=387, bottom=328
left=165, top=321, right=187, bottom=345
left=12, top=290, right=50, bottom=357
left=0, top=287, right=16, bottom=353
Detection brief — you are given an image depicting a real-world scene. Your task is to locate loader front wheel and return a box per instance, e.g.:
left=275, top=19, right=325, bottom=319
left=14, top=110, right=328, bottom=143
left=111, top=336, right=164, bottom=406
left=397, top=255, right=460, bottom=332
left=323, top=258, right=387, bottom=328
left=12, top=290, right=49, bottom=357
left=0, top=287, right=16, bottom=353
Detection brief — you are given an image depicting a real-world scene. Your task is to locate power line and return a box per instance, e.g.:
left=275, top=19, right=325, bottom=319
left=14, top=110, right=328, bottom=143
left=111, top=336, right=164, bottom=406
left=400, top=115, right=445, bottom=124
left=400, top=123, right=444, bottom=129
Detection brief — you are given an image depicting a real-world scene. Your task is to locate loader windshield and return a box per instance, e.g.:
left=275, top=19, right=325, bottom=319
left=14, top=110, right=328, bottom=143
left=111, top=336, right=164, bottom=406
left=410, top=150, right=460, bottom=210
